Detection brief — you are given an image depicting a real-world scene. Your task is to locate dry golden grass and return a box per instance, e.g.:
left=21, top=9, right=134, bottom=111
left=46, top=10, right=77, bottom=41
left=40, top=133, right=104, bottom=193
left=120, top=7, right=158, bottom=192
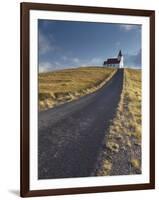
left=39, top=67, right=117, bottom=110
left=124, top=69, right=142, bottom=141
left=96, top=68, right=141, bottom=176
left=106, top=141, right=120, bottom=153
left=130, top=159, right=141, bottom=170
left=96, top=159, right=112, bottom=176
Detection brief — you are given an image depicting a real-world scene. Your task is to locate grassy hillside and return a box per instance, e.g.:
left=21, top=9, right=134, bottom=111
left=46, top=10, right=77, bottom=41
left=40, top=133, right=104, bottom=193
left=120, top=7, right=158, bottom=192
left=95, top=68, right=142, bottom=176
left=39, top=67, right=117, bottom=111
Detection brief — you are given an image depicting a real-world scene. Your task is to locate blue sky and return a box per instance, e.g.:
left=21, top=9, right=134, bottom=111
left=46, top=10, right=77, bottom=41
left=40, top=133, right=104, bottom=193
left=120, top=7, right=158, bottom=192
left=38, top=20, right=141, bottom=72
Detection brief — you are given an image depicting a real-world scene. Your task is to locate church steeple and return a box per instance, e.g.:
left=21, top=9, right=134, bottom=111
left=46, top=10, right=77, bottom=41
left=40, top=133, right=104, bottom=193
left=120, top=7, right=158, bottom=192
left=118, top=50, right=122, bottom=58
left=118, top=50, right=124, bottom=68
left=117, top=50, right=122, bottom=62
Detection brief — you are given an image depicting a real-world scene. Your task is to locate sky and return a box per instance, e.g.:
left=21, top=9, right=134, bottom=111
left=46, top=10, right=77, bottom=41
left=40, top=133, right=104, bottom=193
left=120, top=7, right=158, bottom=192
left=38, top=19, right=141, bottom=72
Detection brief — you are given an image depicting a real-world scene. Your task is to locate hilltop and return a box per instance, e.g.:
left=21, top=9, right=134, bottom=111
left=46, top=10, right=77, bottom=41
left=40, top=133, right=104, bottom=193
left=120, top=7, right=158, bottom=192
left=39, top=67, right=116, bottom=110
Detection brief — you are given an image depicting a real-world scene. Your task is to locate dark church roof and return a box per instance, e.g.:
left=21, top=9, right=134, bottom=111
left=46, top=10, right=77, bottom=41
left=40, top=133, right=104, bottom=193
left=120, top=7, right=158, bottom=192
left=104, top=58, right=120, bottom=64
left=103, top=50, right=123, bottom=65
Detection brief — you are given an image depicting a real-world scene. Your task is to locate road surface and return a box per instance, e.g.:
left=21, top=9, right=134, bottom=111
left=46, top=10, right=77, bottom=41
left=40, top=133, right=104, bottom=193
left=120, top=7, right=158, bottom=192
left=38, top=69, right=123, bottom=179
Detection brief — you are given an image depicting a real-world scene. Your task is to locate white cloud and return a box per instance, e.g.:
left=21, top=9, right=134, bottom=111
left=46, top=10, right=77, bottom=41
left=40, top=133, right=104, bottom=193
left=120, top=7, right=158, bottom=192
left=62, top=56, right=68, bottom=61
left=39, top=31, right=56, bottom=55
left=71, top=57, right=103, bottom=67
left=124, top=49, right=141, bottom=68
left=39, top=56, right=104, bottom=73
left=119, top=24, right=135, bottom=31
left=39, top=62, right=53, bottom=73
left=72, top=58, right=79, bottom=63
left=89, top=57, right=103, bottom=65
left=61, top=56, right=80, bottom=64
left=39, top=61, right=67, bottom=73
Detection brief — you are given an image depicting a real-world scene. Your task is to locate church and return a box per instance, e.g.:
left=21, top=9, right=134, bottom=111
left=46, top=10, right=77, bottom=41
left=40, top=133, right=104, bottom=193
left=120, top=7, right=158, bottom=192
left=103, top=50, right=124, bottom=68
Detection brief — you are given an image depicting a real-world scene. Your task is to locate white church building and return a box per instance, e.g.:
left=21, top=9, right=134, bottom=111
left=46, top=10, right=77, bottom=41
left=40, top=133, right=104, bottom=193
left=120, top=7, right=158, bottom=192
left=103, top=50, right=124, bottom=68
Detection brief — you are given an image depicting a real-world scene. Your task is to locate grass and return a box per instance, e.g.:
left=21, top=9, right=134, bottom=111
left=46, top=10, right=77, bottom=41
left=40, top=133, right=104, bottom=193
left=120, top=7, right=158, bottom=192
left=96, top=68, right=141, bottom=176
left=39, top=67, right=117, bottom=110
left=96, top=159, right=112, bottom=176
left=130, top=159, right=141, bottom=170
left=106, top=141, right=119, bottom=153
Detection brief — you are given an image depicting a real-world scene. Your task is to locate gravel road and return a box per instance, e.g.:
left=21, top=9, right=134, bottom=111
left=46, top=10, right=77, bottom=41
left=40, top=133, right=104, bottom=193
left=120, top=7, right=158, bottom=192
left=38, top=69, right=123, bottom=179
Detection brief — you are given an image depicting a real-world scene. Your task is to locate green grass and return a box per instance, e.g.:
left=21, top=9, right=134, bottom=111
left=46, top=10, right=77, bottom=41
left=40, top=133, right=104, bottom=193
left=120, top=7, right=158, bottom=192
left=96, top=68, right=141, bottom=176
left=39, top=67, right=117, bottom=110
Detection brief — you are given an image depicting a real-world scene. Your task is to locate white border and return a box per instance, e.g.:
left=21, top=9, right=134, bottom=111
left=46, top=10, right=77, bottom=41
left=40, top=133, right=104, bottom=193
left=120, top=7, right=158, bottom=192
left=29, top=10, right=150, bottom=190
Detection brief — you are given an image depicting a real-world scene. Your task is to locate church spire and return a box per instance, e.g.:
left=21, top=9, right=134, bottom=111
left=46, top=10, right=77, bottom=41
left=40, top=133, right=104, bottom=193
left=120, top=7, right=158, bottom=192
left=118, top=50, right=122, bottom=57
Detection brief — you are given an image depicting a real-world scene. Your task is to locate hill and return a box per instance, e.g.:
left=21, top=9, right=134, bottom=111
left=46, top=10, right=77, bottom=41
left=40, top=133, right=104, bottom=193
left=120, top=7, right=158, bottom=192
left=39, top=67, right=117, bottom=111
